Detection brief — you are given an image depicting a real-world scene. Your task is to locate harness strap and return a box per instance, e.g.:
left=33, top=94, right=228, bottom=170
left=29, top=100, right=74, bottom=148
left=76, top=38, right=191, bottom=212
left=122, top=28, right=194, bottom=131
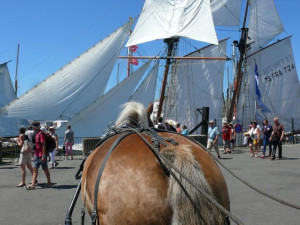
left=125, top=127, right=245, bottom=225
left=91, top=131, right=134, bottom=225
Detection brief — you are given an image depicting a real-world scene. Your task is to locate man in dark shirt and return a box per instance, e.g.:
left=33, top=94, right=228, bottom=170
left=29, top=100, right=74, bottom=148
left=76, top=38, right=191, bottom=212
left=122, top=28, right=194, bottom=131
left=261, top=118, right=273, bottom=159
left=269, top=117, right=284, bottom=160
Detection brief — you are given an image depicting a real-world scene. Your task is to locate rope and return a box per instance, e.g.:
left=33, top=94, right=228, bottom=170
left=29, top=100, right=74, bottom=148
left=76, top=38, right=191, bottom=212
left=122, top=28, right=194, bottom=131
left=191, top=139, right=300, bottom=211
left=209, top=151, right=300, bottom=211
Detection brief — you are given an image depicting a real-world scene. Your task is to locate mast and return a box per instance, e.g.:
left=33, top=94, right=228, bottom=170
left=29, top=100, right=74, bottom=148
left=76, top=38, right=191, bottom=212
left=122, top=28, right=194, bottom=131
left=14, top=44, right=20, bottom=96
left=156, top=37, right=178, bottom=119
left=227, top=0, right=250, bottom=122
left=127, top=17, right=133, bottom=77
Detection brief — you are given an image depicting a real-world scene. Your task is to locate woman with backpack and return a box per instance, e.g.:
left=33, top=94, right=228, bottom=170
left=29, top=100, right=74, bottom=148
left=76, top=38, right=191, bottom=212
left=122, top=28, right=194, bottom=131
left=16, top=126, right=34, bottom=187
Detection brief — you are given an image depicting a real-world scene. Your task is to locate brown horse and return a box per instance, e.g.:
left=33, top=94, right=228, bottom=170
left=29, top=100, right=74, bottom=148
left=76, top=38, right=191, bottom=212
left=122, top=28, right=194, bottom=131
left=81, top=102, right=230, bottom=225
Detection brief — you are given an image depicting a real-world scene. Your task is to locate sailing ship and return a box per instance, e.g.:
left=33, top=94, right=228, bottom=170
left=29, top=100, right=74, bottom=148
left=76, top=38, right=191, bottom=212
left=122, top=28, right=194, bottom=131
left=0, top=0, right=299, bottom=139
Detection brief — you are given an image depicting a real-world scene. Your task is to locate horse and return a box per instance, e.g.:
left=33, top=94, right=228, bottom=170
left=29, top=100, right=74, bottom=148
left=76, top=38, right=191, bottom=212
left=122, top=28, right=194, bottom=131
left=81, top=102, right=230, bottom=225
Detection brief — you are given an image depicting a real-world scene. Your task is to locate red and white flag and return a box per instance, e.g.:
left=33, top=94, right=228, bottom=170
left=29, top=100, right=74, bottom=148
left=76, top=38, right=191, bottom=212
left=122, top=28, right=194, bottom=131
left=129, top=57, right=138, bottom=65
left=129, top=45, right=138, bottom=52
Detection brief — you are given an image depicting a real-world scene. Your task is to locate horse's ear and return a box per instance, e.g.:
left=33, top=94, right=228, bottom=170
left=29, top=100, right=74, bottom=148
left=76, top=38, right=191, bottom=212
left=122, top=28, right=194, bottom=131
left=146, top=102, right=154, bottom=127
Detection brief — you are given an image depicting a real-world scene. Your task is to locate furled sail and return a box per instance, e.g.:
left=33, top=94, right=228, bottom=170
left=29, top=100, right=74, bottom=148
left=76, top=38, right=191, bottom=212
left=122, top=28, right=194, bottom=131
left=211, top=0, right=242, bottom=26
left=126, top=0, right=218, bottom=47
left=56, top=60, right=152, bottom=137
left=238, top=37, right=300, bottom=131
left=0, top=62, right=16, bottom=108
left=163, top=39, right=227, bottom=132
left=247, top=0, right=284, bottom=52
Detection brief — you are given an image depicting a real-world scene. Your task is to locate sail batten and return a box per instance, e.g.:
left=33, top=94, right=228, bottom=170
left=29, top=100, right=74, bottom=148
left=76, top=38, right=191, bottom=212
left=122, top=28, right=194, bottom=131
left=126, top=0, right=218, bottom=47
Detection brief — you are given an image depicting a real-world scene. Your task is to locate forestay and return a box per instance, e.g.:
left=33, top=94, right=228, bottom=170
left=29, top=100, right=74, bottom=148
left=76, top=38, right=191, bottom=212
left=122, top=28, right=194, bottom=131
left=163, top=39, right=227, bottom=131
left=56, top=60, right=157, bottom=137
left=126, top=0, right=218, bottom=47
left=247, top=0, right=284, bottom=53
left=245, top=37, right=300, bottom=131
left=0, top=62, right=16, bottom=108
left=0, top=21, right=133, bottom=137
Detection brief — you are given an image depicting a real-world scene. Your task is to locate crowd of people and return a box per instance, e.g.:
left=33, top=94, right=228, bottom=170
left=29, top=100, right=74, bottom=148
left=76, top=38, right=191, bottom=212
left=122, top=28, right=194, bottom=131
left=154, top=116, right=189, bottom=135
left=243, top=117, right=285, bottom=160
left=206, top=117, right=285, bottom=160
left=16, top=122, right=74, bottom=189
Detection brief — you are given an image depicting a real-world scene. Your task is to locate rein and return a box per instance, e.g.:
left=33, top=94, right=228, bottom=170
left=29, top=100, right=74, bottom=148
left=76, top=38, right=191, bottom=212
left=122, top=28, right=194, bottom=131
left=66, top=123, right=244, bottom=225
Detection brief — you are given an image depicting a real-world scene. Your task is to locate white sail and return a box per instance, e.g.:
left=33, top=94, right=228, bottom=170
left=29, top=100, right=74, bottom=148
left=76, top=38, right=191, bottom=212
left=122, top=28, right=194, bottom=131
left=56, top=60, right=152, bottom=137
left=126, top=0, right=218, bottom=47
left=248, top=0, right=284, bottom=52
left=246, top=37, right=300, bottom=130
left=211, top=0, right=242, bottom=26
left=0, top=21, right=133, bottom=122
left=0, top=62, right=16, bottom=108
left=163, top=39, right=227, bottom=132
left=130, top=61, right=158, bottom=104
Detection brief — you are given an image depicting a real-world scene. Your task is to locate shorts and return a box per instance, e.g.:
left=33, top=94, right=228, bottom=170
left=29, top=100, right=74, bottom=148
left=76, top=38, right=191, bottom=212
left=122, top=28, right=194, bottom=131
left=223, top=140, right=230, bottom=149
left=19, top=153, right=32, bottom=165
left=33, top=156, right=48, bottom=170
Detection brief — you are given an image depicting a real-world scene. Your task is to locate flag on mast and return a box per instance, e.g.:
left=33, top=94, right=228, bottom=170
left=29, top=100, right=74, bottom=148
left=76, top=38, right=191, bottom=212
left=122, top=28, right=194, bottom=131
left=254, top=62, right=271, bottom=113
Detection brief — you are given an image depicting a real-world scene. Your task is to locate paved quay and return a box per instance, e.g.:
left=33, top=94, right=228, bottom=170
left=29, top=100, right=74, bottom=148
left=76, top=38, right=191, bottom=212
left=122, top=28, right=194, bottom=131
left=0, top=144, right=299, bottom=225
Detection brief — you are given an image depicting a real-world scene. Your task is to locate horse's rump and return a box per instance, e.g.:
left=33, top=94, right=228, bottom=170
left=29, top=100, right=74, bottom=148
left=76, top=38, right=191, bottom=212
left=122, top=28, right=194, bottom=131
left=82, top=130, right=229, bottom=225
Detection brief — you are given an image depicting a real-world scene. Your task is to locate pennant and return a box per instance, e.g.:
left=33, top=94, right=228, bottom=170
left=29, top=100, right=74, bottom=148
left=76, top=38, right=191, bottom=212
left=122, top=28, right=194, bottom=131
left=129, top=57, right=138, bottom=65
left=129, top=45, right=138, bottom=52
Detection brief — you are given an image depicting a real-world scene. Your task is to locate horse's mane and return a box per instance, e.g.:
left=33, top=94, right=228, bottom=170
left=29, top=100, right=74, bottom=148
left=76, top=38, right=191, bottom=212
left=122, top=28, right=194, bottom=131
left=115, top=101, right=149, bottom=127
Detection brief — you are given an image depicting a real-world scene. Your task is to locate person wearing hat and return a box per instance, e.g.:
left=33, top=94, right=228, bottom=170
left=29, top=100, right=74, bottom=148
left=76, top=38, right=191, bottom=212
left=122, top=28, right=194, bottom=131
left=27, top=122, right=52, bottom=189
left=16, top=126, right=34, bottom=187
left=207, top=120, right=221, bottom=159
left=222, top=121, right=231, bottom=154
left=49, top=126, right=59, bottom=168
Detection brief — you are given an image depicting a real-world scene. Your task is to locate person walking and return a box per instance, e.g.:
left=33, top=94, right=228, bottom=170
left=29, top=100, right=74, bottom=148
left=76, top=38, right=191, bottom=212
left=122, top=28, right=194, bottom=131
left=16, top=127, right=34, bottom=187
left=207, top=120, right=221, bottom=159
left=229, top=123, right=236, bottom=152
left=49, top=126, right=59, bottom=168
left=269, top=117, right=284, bottom=160
left=222, top=121, right=231, bottom=154
left=249, top=121, right=260, bottom=158
left=27, top=122, right=52, bottom=189
left=64, top=125, right=74, bottom=160
left=261, top=119, right=273, bottom=159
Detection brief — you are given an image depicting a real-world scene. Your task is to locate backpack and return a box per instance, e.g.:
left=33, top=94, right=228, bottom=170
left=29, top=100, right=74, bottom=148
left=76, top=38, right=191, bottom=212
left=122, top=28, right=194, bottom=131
left=45, top=133, right=56, bottom=153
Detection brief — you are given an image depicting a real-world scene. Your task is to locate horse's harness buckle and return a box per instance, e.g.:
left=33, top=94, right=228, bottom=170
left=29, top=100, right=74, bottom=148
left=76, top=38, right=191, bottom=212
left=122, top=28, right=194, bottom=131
left=90, top=210, right=98, bottom=224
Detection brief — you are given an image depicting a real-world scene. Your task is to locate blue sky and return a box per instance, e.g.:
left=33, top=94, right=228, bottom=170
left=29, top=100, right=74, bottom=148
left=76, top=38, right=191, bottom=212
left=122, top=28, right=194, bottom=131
left=1, top=0, right=300, bottom=97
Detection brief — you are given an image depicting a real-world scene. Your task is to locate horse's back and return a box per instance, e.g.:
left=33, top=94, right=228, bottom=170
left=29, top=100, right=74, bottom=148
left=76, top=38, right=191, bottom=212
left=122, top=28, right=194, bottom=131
left=82, top=131, right=230, bottom=225
left=82, top=133, right=172, bottom=225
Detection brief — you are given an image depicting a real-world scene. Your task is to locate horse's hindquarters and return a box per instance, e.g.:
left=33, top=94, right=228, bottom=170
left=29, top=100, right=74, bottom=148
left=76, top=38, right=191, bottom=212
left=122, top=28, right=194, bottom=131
left=82, top=134, right=172, bottom=225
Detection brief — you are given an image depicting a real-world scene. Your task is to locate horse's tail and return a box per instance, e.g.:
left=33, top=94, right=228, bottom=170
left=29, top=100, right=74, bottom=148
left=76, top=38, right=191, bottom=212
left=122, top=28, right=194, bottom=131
left=162, top=145, right=222, bottom=225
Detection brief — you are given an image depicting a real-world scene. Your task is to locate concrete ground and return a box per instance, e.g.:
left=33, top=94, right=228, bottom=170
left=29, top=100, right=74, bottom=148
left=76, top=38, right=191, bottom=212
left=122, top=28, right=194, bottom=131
left=0, top=144, right=299, bottom=225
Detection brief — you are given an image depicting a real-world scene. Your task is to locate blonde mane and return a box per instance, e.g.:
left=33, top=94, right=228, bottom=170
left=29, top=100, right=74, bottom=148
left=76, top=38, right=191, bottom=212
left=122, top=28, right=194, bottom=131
left=115, top=101, right=149, bottom=127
